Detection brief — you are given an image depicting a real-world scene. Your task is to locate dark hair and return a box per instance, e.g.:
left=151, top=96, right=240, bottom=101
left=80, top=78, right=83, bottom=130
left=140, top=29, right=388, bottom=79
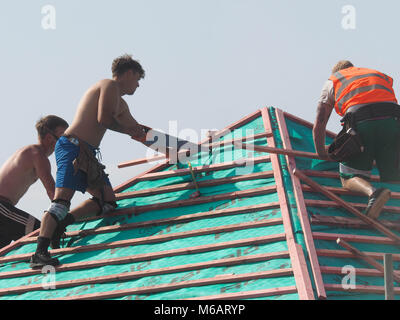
left=36, top=115, right=68, bottom=139
left=332, top=60, right=354, bottom=74
left=112, top=54, right=145, bottom=78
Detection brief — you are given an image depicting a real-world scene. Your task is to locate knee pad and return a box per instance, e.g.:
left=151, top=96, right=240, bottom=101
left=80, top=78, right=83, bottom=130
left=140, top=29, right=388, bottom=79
left=47, top=199, right=70, bottom=222
left=90, top=197, right=117, bottom=216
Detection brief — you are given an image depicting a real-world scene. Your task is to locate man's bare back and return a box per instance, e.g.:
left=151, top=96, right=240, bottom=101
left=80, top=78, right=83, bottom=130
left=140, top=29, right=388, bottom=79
left=65, top=79, right=134, bottom=147
left=0, top=146, right=51, bottom=206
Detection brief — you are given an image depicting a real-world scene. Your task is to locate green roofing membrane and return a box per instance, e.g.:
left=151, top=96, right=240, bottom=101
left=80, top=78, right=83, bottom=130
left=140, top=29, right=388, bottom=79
left=2, top=107, right=398, bottom=300
left=0, top=108, right=300, bottom=300
left=283, top=110, right=400, bottom=300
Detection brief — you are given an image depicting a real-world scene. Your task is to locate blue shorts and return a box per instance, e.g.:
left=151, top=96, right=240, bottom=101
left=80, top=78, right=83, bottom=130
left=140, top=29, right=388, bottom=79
left=55, top=136, right=112, bottom=193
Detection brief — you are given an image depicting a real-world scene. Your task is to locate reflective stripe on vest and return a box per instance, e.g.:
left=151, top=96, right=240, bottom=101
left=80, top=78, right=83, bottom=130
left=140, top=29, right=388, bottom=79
left=337, top=84, right=394, bottom=113
left=334, top=72, right=391, bottom=100
left=329, top=67, right=397, bottom=116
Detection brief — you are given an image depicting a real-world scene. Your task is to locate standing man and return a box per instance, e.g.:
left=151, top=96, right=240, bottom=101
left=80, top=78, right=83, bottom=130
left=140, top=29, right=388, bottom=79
left=313, top=60, right=400, bottom=220
left=30, top=54, right=150, bottom=268
left=0, top=116, right=68, bottom=248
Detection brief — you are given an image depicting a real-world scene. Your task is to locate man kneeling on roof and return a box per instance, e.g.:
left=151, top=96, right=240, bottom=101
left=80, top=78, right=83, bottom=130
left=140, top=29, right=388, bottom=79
left=0, top=116, right=68, bottom=249
left=30, top=54, right=151, bottom=268
left=313, top=60, right=400, bottom=220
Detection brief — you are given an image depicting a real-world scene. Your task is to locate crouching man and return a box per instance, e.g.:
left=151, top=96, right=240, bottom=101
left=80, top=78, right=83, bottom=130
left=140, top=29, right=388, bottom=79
left=0, top=116, right=68, bottom=248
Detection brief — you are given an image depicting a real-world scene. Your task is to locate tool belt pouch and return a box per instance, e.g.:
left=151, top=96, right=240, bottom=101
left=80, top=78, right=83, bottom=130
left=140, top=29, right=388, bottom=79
left=328, top=117, right=364, bottom=162
left=72, top=141, right=108, bottom=190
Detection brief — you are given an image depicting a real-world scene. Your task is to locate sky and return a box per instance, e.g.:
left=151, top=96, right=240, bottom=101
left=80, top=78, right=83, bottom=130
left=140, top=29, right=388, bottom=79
left=1, top=0, right=400, bottom=220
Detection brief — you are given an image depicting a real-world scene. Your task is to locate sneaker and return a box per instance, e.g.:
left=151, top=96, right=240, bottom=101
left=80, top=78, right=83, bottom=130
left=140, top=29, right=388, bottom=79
left=30, top=252, right=60, bottom=269
left=365, top=188, right=391, bottom=219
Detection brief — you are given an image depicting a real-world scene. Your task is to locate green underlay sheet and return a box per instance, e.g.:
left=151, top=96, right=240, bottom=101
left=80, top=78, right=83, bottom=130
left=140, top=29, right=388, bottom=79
left=1, top=240, right=292, bottom=299
left=281, top=108, right=400, bottom=300
left=5, top=107, right=397, bottom=300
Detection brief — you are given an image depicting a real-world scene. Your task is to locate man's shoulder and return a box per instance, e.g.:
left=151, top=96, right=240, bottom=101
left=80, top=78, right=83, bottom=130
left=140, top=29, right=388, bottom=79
left=28, top=145, right=49, bottom=162
left=8, top=145, right=47, bottom=170
left=98, top=79, right=119, bottom=90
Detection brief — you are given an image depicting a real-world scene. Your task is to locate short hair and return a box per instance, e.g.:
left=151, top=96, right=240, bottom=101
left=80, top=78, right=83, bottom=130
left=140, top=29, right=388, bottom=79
left=111, top=54, right=145, bottom=78
left=35, top=115, right=68, bottom=140
left=332, top=60, right=354, bottom=74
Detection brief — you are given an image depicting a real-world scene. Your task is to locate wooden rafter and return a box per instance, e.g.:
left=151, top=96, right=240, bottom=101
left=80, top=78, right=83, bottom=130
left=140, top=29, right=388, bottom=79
left=261, top=107, right=315, bottom=300
left=274, top=108, right=327, bottom=299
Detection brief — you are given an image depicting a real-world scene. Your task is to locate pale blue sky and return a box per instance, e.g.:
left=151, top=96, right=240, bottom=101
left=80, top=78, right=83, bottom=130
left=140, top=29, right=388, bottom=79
left=1, top=0, right=399, bottom=219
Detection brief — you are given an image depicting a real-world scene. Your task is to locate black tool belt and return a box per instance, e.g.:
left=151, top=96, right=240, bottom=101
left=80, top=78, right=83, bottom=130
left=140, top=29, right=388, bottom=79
left=329, top=102, right=400, bottom=163
left=343, top=102, right=400, bottom=125
left=328, top=126, right=364, bottom=162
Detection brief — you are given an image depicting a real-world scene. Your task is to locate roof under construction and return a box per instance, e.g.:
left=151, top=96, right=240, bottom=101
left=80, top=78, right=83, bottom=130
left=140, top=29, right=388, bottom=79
left=0, top=106, right=399, bottom=300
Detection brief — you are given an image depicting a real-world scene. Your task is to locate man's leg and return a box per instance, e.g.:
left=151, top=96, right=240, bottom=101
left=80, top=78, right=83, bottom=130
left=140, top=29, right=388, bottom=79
left=30, top=188, right=75, bottom=268
left=341, top=176, right=375, bottom=197
left=341, top=175, right=390, bottom=219
left=49, top=185, right=117, bottom=251
left=69, top=185, right=116, bottom=221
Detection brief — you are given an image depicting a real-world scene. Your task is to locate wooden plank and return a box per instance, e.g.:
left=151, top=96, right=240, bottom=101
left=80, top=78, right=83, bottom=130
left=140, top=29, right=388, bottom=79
left=0, top=253, right=287, bottom=297
left=313, top=232, right=395, bottom=245
left=301, top=169, right=381, bottom=183
left=274, top=107, right=326, bottom=299
left=261, top=107, right=315, bottom=300
left=118, top=132, right=271, bottom=168
left=294, top=169, right=400, bottom=245
left=114, top=160, right=170, bottom=193
left=185, top=286, right=298, bottom=300
left=317, top=249, right=400, bottom=262
left=86, top=185, right=278, bottom=222
left=115, top=171, right=274, bottom=200
left=321, top=266, right=394, bottom=278
left=199, top=109, right=263, bottom=143
left=130, top=156, right=271, bottom=182
left=336, top=238, right=400, bottom=283
left=0, top=240, right=289, bottom=280
left=310, top=214, right=400, bottom=231
left=54, top=269, right=294, bottom=300
left=305, top=199, right=400, bottom=214
left=0, top=229, right=40, bottom=257
left=234, top=142, right=323, bottom=160
left=302, top=185, right=400, bottom=200
left=21, top=203, right=281, bottom=245
left=282, top=111, right=337, bottom=139
left=324, top=283, right=400, bottom=295
left=0, top=222, right=286, bottom=264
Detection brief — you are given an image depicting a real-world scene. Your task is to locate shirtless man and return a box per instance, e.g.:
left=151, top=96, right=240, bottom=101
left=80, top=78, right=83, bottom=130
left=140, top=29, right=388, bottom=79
left=0, top=115, right=68, bottom=248
left=30, top=54, right=149, bottom=268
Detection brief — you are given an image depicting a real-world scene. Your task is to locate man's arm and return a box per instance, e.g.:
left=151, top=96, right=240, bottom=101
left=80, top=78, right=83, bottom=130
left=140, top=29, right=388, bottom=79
left=32, top=149, right=55, bottom=201
left=97, top=81, right=146, bottom=141
left=313, top=102, right=333, bottom=159
left=114, top=99, right=147, bottom=142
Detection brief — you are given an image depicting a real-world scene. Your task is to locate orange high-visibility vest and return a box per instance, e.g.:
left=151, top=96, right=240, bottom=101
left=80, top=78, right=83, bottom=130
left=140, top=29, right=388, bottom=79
left=329, top=67, right=398, bottom=116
